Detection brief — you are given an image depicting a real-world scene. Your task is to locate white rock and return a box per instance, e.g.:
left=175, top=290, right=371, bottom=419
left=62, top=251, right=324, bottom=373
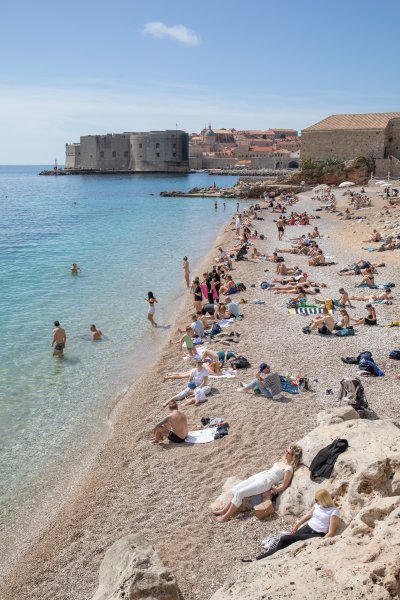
left=91, top=534, right=179, bottom=600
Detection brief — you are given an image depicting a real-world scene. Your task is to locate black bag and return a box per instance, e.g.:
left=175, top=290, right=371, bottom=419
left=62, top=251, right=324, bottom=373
left=389, top=350, right=400, bottom=360
left=230, top=356, right=251, bottom=369
left=309, top=439, right=349, bottom=481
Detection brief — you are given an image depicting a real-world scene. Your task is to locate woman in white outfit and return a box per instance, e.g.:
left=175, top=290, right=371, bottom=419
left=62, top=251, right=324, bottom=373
left=146, top=291, right=158, bottom=327
left=213, top=445, right=302, bottom=522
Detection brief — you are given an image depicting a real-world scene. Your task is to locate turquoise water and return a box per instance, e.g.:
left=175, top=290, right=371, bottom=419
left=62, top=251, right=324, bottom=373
left=0, top=166, right=238, bottom=554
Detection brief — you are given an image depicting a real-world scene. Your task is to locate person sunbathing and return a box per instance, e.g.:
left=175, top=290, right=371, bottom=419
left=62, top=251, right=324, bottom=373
left=308, top=250, right=326, bottom=266
left=255, top=489, right=340, bottom=559
left=212, top=445, right=303, bottom=522
left=355, top=268, right=375, bottom=288
left=363, top=229, right=382, bottom=242
left=337, top=288, right=353, bottom=307
left=310, top=226, right=320, bottom=238
left=251, top=247, right=266, bottom=258
left=349, top=289, right=392, bottom=301
left=152, top=401, right=188, bottom=445
left=351, top=303, right=377, bottom=326
left=201, top=348, right=237, bottom=366
left=334, top=309, right=351, bottom=330
left=309, top=307, right=335, bottom=334
left=219, top=275, right=236, bottom=295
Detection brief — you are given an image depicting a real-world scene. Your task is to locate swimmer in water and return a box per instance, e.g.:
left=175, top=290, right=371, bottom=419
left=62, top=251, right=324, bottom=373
left=52, top=321, right=67, bottom=356
left=90, top=324, right=102, bottom=340
left=71, top=263, right=81, bottom=274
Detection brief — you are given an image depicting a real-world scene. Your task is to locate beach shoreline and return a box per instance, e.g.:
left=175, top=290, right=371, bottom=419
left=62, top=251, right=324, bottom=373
left=2, top=188, right=400, bottom=600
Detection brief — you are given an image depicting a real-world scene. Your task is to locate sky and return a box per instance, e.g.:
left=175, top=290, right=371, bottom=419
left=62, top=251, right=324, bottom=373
left=1, top=0, right=400, bottom=163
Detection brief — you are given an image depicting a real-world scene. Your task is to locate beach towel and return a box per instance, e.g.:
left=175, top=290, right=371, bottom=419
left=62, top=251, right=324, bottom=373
left=280, top=377, right=299, bottom=394
left=208, top=370, right=236, bottom=379
left=185, top=427, right=218, bottom=444
left=289, top=306, right=332, bottom=315
left=218, top=318, right=235, bottom=328
left=356, top=283, right=393, bottom=289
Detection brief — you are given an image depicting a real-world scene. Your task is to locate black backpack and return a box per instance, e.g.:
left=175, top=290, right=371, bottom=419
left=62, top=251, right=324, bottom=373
left=309, top=439, right=349, bottom=481
left=230, top=356, right=251, bottom=369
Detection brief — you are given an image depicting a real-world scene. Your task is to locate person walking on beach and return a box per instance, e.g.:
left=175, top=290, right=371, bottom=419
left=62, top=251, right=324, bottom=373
left=235, top=214, right=242, bottom=238
left=183, top=256, right=190, bottom=289
left=90, top=324, right=102, bottom=340
left=52, top=321, right=67, bottom=356
left=146, top=291, right=158, bottom=327
left=277, top=216, right=285, bottom=241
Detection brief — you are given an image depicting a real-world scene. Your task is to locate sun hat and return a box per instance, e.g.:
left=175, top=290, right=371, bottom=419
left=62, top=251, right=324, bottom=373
left=259, top=362, right=269, bottom=372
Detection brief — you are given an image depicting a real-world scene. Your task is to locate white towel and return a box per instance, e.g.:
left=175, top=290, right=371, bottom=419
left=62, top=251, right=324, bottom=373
left=208, top=370, right=236, bottom=379
left=185, top=427, right=218, bottom=444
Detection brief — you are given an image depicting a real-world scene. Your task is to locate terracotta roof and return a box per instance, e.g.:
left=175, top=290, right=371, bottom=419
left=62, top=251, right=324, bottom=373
left=303, top=112, right=400, bottom=132
left=249, top=146, right=274, bottom=152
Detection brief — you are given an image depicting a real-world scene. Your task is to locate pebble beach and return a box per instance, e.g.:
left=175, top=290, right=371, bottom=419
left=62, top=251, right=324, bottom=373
left=2, top=185, right=400, bottom=600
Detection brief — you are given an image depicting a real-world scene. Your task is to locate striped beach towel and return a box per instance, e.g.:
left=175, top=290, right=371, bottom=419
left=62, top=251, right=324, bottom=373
left=289, top=306, right=332, bottom=315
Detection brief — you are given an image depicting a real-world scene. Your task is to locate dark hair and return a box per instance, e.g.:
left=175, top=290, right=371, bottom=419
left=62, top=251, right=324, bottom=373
left=183, top=256, right=188, bottom=260
left=168, top=400, right=178, bottom=410
left=366, top=303, right=372, bottom=308
left=54, top=320, right=60, bottom=327
left=148, top=291, right=155, bottom=300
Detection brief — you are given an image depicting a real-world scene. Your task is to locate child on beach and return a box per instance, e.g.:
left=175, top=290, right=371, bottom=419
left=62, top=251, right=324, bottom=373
left=145, top=291, right=158, bottom=327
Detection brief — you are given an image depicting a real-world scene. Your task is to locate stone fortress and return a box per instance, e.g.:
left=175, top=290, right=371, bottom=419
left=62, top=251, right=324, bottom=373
left=65, top=130, right=189, bottom=173
left=301, top=112, right=400, bottom=178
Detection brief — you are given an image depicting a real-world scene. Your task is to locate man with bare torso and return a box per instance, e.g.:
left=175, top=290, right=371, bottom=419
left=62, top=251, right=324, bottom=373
left=152, top=400, right=189, bottom=444
left=90, top=324, right=102, bottom=340
left=52, top=320, right=67, bottom=356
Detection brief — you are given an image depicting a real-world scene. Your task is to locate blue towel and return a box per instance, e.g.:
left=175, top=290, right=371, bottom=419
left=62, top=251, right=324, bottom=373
left=280, top=377, right=299, bottom=394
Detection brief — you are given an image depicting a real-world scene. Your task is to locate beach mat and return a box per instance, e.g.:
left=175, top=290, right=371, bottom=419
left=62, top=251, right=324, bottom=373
left=289, top=307, right=332, bottom=315
left=185, top=427, right=218, bottom=444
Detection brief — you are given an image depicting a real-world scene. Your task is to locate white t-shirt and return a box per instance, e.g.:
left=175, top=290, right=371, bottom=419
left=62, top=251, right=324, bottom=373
left=190, top=367, right=208, bottom=387
left=308, top=503, right=340, bottom=533
left=194, top=387, right=207, bottom=404
left=235, top=218, right=241, bottom=229
left=191, top=320, right=204, bottom=338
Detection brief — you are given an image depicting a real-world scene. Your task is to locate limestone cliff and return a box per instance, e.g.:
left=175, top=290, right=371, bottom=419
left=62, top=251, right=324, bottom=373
left=210, top=408, right=400, bottom=600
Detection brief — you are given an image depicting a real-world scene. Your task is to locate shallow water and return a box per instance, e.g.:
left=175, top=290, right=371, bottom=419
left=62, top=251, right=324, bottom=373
left=0, top=166, right=238, bottom=553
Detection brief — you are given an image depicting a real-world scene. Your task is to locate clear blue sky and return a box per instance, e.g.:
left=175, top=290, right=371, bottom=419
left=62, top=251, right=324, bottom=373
left=1, top=0, right=399, bottom=163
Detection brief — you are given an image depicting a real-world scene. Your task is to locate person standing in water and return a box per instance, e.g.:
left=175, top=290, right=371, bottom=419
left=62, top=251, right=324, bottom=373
left=183, top=256, right=190, bottom=289
left=70, top=263, right=81, bottom=274
left=146, top=292, right=158, bottom=327
left=52, top=321, right=67, bottom=356
left=90, top=324, right=102, bottom=340
left=223, top=202, right=226, bottom=210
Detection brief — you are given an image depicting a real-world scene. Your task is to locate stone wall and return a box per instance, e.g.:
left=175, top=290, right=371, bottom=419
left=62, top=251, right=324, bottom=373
left=375, top=156, right=400, bottom=178
left=65, top=143, right=81, bottom=169
left=193, top=156, right=299, bottom=170
left=386, top=118, right=400, bottom=159
left=69, top=131, right=189, bottom=173
left=80, top=134, right=131, bottom=171
left=301, top=128, right=386, bottom=162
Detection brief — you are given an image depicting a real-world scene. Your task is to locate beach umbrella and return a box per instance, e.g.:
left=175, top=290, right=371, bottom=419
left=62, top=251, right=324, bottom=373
left=338, top=181, right=355, bottom=188
left=313, top=184, right=329, bottom=191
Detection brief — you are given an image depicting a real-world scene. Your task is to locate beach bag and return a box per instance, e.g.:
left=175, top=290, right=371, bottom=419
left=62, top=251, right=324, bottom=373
left=335, top=328, right=355, bottom=337
left=236, top=282, right=246, bottom=291
left=230, top=356, right=250, bottom=369
left=309, top=439, right=349, bottom=481
left=389, top=350, right=400, bottom=360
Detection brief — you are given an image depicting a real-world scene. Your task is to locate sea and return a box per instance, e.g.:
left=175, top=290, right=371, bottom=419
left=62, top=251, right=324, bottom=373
left=0, top=166, right=238, bottom=566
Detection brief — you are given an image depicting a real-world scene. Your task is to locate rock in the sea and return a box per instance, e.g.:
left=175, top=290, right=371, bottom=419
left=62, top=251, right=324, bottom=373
left=210, top=409, right=400, bottom=600
left=91, top=534, right=179, bottom=600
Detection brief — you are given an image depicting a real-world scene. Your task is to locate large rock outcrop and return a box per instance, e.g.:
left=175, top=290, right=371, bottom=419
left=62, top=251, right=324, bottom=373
left=91, top=534, right=179, bottom=600
left=287, top=156, right=374, bottom=186
left=210, top=408, right=400, bottom=600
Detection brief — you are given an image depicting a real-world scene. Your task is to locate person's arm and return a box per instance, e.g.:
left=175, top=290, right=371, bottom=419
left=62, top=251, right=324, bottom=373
left=291, top=507, right=314, bottom=533
left=325, top=514, right=340, bottom=538
left=63, top=331, right=67, bottom=345
left=271, top=469, right=293, bottom=494
left=200, top=374, right=208, bottom=388
left=153, top=415, right=170, bottom=430
left=51, top=332, right=56, bottom=346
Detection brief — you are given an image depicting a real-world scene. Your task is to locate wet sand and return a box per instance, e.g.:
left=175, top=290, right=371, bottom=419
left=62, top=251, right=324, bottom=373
left=2, top=187, right=400, bottom=600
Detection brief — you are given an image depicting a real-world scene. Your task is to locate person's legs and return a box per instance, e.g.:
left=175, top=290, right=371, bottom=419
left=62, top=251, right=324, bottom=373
left=256, top=525, right=323, bottom=559
left=240, top=378, right=259, bottom=391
